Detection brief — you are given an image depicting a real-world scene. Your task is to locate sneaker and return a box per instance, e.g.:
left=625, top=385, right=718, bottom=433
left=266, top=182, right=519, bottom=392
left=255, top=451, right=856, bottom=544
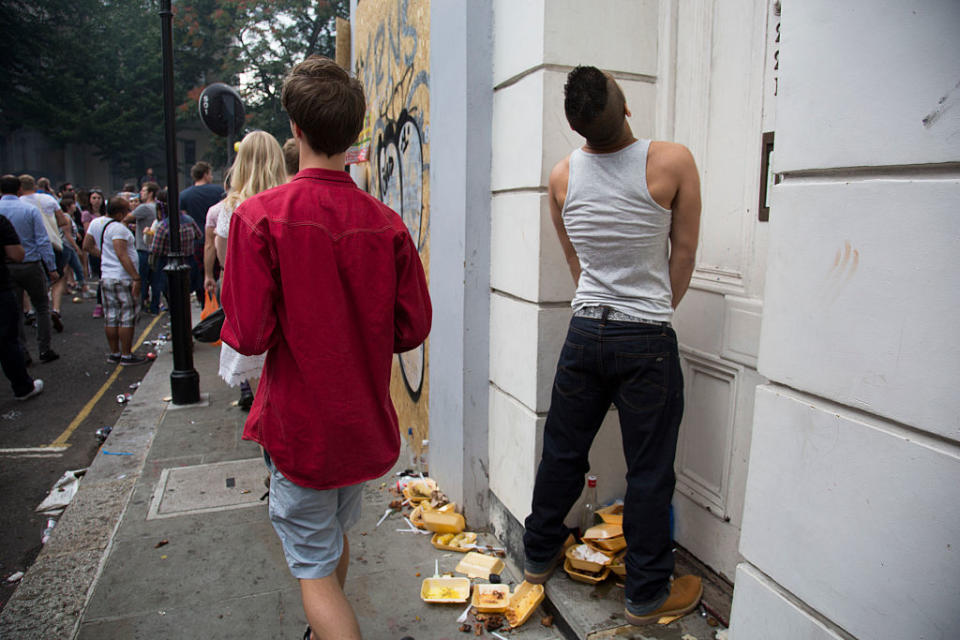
left=119, top=354, right=148, bottom=366
left=107, top=353, right=122, bottom=364
left=92, top=304, right=103, bottom=318
left=24, top=311, right=36, bottom=326
left=15, top=379, right=44, bottom=401
left=624, top=575, right=703, bottom=626
left=39, top=350, right=59, bottom=363
left=51, top=310, right=63, bottom=333
left=523, top=533, right=576, bottom=584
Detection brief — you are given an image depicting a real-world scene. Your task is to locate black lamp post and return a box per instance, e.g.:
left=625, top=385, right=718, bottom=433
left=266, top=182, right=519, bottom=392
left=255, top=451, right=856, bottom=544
left=160, top=0, right=200, bottom=404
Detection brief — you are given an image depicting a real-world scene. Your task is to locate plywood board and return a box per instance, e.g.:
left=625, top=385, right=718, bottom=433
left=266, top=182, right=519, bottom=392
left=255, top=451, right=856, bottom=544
left=354, top=0, right=432, bottom=460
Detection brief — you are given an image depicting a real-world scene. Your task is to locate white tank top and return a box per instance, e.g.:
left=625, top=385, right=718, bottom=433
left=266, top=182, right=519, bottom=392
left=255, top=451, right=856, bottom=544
left=563, top=139, right=674, bottom=322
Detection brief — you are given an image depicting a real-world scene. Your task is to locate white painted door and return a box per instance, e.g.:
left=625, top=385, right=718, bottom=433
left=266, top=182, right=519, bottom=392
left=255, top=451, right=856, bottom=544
left=662, top=0, right=779, bottom=582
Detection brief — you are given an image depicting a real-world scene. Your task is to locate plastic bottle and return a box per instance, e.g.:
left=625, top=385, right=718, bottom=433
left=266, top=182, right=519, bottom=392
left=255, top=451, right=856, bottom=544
left=41, top=518, right=57, bottom=545
left=580, top=475, right=599, bottom=536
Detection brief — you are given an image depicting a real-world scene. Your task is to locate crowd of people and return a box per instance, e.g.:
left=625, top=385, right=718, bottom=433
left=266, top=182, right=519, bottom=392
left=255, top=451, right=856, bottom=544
left=0, top=138, right=300, bottom=408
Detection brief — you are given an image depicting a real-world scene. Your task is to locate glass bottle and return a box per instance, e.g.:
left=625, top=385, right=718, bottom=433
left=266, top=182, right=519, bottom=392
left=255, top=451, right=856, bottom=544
left=580, top=475, right=599, bottom=536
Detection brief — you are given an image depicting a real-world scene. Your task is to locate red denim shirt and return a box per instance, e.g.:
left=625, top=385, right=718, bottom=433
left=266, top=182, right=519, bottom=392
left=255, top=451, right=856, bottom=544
left=220, top=169, right=432, bottom=490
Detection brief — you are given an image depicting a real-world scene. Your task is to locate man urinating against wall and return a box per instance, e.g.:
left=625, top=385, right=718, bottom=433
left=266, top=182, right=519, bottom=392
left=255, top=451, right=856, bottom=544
left=522, top=65, right=703, bottom=626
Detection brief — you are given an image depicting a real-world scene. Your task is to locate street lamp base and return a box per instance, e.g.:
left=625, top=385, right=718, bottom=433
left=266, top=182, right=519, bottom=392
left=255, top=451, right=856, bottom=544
left=170, top=368, right=201, bottom=405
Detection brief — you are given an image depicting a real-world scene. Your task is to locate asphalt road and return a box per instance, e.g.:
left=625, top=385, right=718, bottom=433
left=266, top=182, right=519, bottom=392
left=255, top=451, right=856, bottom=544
left=0, top=291, right=171, bottom=612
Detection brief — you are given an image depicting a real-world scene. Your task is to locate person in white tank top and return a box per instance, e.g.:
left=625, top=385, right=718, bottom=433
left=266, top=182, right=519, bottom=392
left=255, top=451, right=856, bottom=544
left=522, top=66, right=703, bottom=626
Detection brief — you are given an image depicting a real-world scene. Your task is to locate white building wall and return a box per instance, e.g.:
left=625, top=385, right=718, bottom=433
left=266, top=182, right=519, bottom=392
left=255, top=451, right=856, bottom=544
left=488, top=0, right=662, bottom=533
left=426, top=0, right=493, bottom=525
left=731, top=2, right=960, bottom=639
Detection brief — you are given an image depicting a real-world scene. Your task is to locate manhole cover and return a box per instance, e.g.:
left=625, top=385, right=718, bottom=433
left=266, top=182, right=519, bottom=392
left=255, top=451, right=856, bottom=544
left=147, top=458, right=266, bottom=520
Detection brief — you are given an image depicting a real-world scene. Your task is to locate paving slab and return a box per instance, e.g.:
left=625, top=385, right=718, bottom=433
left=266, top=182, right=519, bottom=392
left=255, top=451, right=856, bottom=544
left=145, top=415, right=244, bottom=461
left=82, top=517, right=286, bottom=621
left=76, top=588, right=303, bottom=640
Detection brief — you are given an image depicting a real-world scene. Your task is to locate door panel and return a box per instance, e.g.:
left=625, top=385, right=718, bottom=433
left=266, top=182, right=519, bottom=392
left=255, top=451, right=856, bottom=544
left=669, top=0, right=776, bottom=578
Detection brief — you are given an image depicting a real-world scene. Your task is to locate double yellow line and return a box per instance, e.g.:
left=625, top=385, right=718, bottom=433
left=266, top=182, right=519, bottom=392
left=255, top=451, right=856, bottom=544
left=46, top=313, right=165, bottom=448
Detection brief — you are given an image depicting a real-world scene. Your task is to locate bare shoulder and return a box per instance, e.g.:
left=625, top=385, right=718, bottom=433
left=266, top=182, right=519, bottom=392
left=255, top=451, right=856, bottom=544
left=549, top=155, right=571, bottom=185
left=649, top=141, right=696, bottom=174
left=548, top=155, right=571, bottom=205
left=646, top=142, right=698, bottom=210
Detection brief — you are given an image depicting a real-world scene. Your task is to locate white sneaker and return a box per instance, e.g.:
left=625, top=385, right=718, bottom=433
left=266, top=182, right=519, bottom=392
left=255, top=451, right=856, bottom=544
left=16, top=379, right=44, bottom=401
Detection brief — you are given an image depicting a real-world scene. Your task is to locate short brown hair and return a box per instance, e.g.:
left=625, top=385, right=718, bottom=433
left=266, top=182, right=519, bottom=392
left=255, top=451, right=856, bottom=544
left=18, top=174, right=36, bottom=191
left=282, top=56, right=365, bottom=156
left=191, top=161, right=212, bottom=182
left=282, top=138, right=300, bottom=176
left=142, top=181, right=160, bottom=199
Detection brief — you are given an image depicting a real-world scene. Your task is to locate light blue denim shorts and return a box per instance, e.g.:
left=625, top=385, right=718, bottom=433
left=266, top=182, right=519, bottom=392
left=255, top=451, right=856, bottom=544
left=264, top=451, right=364, bottom=580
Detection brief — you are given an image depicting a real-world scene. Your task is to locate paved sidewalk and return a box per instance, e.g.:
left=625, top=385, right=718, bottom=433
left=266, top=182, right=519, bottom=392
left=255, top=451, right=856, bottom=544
left=0, top=326, right=730, bottom=639
left=0, top=338, right=566, bottom=639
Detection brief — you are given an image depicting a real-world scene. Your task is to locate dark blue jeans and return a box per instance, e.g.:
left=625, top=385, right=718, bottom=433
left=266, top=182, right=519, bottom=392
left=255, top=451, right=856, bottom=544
left=523, top=313, right=684, bottom=605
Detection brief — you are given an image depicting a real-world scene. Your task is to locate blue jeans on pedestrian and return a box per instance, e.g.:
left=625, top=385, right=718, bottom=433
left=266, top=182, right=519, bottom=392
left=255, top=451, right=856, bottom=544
left=62, top=244, right=84, bottom=284
left=523, top=312, right=684, bottom=607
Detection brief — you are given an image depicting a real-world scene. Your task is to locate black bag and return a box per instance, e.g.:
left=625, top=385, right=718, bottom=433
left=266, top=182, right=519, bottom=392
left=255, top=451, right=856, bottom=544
left=191, top=308, right=225, bottom=343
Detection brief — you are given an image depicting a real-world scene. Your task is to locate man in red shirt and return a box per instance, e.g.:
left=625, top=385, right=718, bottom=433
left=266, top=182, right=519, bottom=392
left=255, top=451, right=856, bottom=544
left=220, top=56, right=431, bottom=640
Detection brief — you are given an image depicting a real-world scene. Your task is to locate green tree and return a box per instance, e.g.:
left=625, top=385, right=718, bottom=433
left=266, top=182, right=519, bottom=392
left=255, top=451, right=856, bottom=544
left=0, top=0, right=237, bottom=178
left=227, top=0, right=348, bottom=140
left=0, top=0, right=348, bottom=177
left=0, top=0, right=108, bottom=148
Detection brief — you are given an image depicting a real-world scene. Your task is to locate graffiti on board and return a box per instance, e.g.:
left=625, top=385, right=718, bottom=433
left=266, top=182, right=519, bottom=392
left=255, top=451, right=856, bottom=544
left=355, top=0, right=430, bottom=450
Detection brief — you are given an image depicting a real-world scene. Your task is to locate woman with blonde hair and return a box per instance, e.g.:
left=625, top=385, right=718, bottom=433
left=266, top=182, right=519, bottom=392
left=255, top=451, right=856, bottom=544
left=212, top=131, right=286, bottom=409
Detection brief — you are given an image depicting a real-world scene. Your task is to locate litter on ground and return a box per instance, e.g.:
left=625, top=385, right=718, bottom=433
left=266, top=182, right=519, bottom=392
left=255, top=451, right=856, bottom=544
left=36, top=468, right=86, bottom=515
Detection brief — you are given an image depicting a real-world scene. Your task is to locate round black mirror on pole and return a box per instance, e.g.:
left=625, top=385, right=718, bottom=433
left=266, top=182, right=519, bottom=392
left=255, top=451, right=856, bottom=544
left=198, top=83, right=245, bottom=164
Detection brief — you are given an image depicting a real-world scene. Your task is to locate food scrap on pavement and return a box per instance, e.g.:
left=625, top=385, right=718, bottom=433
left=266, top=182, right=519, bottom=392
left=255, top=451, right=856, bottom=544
left=383, top=470, right=549, bottom=631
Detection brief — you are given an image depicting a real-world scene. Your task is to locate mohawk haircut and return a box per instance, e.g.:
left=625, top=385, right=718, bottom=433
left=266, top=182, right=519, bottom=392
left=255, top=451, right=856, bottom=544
left=564, top=66, right=625, bottom=146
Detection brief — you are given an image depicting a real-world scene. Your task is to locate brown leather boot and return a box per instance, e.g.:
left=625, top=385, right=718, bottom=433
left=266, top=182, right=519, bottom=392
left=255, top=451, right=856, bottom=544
left=523, top=534, right=576, bottom=584
left=624, top=575, right=703, bottom=625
